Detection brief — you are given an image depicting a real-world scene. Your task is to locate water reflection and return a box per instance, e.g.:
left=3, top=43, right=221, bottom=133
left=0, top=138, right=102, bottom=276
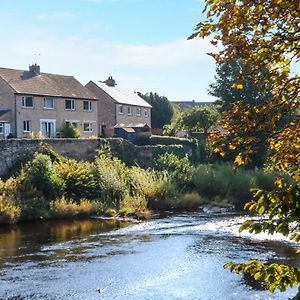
left=0, top=214, right=299, bottom=300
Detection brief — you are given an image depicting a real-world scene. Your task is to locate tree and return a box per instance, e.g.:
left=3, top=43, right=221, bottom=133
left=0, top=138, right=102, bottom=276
left=180, top=106, right=219, bottom=134
left=209, top=59, right=272, bottom=112
left=137, top=92, right=174, bottom=129
left=190, top=0, right=300, bottom=296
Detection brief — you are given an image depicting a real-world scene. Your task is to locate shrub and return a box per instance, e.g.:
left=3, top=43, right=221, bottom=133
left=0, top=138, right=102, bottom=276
left=175, top=192, right=203, bottom=209
left=61, top=124, right=80, bottom=138
left=50, top=198, right=99, bottom=218
left=155, top=153, right=195, bottom=190
left=93, top=154, right=129, bottom=206
left=54, top=159, right=99, bottom=201
left=0, top=196, right=21, bottom=224
left=22, top=153, right=65, bottom=200
left=119, top=193, right=151, bottom=219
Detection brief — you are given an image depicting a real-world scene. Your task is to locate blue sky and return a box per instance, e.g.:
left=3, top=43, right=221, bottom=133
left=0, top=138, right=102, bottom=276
left=0, top=0, right=217, bottom=101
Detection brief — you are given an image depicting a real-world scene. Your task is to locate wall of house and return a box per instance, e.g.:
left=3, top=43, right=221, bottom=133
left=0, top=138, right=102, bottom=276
left=0, top=138, right=192, bottom=177
left=0, top=77, right=16, bottom=135
left=15, top=95, right=98, bottom=138
left=115, top=104, right=151, bottom=127
left=85, top=81, right=116, bottom=135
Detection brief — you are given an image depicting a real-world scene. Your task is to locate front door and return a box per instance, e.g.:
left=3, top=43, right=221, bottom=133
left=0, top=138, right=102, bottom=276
left=40, top=119, right=56, bottom=138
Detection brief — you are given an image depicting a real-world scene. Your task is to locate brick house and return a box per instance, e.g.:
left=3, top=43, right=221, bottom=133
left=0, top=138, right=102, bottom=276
left=0, top=64, right=99, bottom=138
left=86, top=77, right=152, bottom=136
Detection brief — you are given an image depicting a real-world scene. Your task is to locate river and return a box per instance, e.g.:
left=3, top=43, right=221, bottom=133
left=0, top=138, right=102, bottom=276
left=0, top=212, right=299, bottom=300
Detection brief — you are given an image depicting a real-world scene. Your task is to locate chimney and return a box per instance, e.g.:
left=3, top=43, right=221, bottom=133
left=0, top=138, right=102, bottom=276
left=104, top=76, right=116, bottom=87
left=29, top=63, right=41, bottom=75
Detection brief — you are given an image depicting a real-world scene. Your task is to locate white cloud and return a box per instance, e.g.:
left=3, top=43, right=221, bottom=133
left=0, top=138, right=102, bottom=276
left=38, top=12, right=75, bottom=20
left=0, top=32, right=216, bottom=100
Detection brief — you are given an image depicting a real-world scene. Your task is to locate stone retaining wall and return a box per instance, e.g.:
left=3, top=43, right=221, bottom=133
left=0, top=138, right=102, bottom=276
left=0, top=138, right=192, bottom=177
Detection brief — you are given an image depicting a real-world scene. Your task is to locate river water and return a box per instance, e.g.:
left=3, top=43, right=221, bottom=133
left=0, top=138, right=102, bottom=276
left=0, top=212, right=299, bottom=300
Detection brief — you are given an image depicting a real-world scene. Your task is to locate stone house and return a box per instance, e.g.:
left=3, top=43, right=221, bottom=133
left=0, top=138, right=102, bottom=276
left=86, top=77, right=152, bottom=136
left=0, top=64, right=98, bottom=138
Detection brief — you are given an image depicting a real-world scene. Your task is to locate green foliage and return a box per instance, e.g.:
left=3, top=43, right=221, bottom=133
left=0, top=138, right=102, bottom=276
left=209, top=59, right=272, bottom=112
left=155, top=153, right=195, bottom=190
left=22, top=153, right=65, bottom=200
left=137, top=92, right=174, bottom=128
left=180, top=106, right=220, bottom=134
left=94, top=154, right=129, bottom=206
left=61, top=123, right=80, bottom=138
left=0, top=195, right=21, bottom=224
left=54, top=159, right=99, bottom=201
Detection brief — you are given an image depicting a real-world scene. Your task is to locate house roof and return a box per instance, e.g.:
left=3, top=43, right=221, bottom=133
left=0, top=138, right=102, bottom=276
left=0, top=67, right=98, bottom=100
left=114, top=123, right=150, bottom=129
left=91, top=81, right=152, bottom=108
left=172, top=100, right=215, bottom=112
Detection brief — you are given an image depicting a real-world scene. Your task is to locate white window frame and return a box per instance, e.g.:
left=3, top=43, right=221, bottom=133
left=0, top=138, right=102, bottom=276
left=127, top=106, right=132, bottom=116
left=0, top=123, right=3, bottom=134
left=144, top=109, right=149, bottom=118
left=22, top=96, right=34, bottom=108
left=65, top=120, right=79, bottom=128
left=65, top=99, right=76, bottom=111
left=136, top=107, right=141, bottom=117
left=23, top=120, right=32, bottom=133
left=83, top=100, right=92, bottom=112
left=43, top=97, right=54, bottom=109
left=119, top=105, right=124, bottom=115
left=83, top=122, right=93, bottom=132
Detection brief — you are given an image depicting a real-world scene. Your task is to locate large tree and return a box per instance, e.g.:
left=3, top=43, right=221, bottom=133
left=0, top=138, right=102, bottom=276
left=137, top=92, right=174, bottom=129
left=180, top=106, right=219, bottom=134
left=190, top=0, right=300, bottom=296
left=209, top=59, right=272, bottom=112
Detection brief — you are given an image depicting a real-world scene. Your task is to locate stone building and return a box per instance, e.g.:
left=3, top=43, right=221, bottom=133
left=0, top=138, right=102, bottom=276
left=86, top=77, right=152, bottom=136
left=0, top=64, right=98, bottom=138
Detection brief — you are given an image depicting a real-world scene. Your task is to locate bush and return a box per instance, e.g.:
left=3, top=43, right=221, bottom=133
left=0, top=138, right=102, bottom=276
left=50, top=198, right=99, bottom=218
left=54, top=159, right=99, bottom=201
left=61, top=124, right=80, bottom=138
left=119, top=193, right=151, bottom=220
left=155, top=153, right=195, bottom=190
left=0, top=196, right=21, bottom=224
left=93, top=154, right=129, bottom=206
left=22, top=153, right=65, bottom=200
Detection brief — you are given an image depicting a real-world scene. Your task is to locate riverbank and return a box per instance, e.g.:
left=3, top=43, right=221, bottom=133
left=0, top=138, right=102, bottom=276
left=0, top=148, right=278, bottom=224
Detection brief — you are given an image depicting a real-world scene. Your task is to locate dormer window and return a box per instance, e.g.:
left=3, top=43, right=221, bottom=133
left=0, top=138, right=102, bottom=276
left=22, top=96, right=34, bottom=108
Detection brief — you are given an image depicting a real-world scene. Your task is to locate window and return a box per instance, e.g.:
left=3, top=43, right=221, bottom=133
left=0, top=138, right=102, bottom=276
left=23, top=120, right=32, bottom=132
left=65, top=99, right=75, bottom=110
left=0, top=123, right=3, bottom=134
left=127, top=106, right=132, bottom=116
left=22, top=96, right=34, bottom=108
left=44, top=97, right=54, bottom=109
left=83, top=122, right=93, bottom=132
left=136, top=107, right=141, bottom=117
left=83, top=101, right=92, bottom=111
left=144, top=109, right=149, bottom=118
left=119, top=105, right=124, bottom=114
left=65, top=121, right=78, bottom=128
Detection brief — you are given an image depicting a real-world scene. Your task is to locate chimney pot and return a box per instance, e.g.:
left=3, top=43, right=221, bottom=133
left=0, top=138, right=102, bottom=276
left=29, top=63, right=40, bottom=75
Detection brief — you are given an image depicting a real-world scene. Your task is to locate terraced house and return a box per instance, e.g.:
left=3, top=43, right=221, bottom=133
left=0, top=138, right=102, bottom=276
left=0, top=64, right=98, bottom=138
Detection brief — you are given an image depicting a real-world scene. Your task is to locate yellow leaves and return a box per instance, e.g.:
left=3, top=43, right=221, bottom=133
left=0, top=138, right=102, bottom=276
left=231, top=83, right=243, bottom=89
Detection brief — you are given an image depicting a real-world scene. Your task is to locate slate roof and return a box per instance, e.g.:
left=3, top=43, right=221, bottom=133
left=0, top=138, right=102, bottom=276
left=90, top=81, right=152, bottom=108
left=0, top=67, right=98, bottom=100
left=172, top=100, right=214, bottom=112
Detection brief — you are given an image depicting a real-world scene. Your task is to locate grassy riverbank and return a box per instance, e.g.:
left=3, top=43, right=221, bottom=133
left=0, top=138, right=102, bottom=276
left=0, top=149, right=279, bottom=224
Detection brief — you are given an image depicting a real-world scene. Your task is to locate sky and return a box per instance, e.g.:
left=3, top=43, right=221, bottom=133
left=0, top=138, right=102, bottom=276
left=0, top=0, right=217, bottom=101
